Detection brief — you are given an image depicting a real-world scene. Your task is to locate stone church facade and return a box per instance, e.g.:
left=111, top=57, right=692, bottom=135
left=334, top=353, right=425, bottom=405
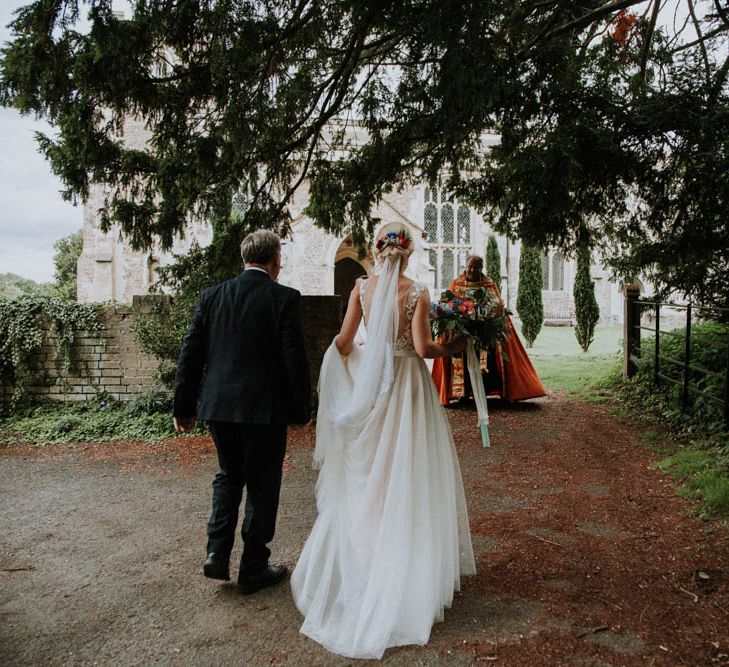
left=77, top=122, right=624, bottom=325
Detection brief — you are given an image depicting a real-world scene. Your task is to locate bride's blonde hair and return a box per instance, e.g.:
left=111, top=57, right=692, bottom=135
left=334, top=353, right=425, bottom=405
left=373, top=225, right=414, bottom=270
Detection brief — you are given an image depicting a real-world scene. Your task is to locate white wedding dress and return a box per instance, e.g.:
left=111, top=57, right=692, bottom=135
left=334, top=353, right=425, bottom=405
left=290, top=268, right=476, bottom=660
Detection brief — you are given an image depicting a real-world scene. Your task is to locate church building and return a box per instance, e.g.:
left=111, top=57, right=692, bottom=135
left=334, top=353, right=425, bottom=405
left=76, top=121, right=624, bottom=325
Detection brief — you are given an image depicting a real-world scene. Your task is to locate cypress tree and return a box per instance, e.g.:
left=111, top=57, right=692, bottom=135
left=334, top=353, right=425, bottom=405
left=516, top=244, right=543, bottom=348
left=486, top=235, right=502, bottom=291
left=574, top=244, right=601, bottom=352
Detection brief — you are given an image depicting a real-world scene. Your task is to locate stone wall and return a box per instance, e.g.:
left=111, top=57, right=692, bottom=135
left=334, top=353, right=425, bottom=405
left=543, top=292, right=576, bottom=325
left=300, top=295, right=342, bottom=398
left=1, top=295, right=342, bottom=405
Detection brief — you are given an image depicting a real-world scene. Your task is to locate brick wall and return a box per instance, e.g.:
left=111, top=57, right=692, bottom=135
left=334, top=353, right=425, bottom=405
left=1, top=295, right=341, bottom=405
left=3, top=302, right=160, bottom=403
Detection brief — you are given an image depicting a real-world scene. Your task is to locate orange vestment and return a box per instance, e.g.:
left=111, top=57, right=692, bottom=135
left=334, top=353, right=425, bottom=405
left=431, top=274, right=546, bottom=403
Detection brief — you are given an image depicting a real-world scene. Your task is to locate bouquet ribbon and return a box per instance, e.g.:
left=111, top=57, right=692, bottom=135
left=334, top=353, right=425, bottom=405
left=465, top=339, right=491, bottom=447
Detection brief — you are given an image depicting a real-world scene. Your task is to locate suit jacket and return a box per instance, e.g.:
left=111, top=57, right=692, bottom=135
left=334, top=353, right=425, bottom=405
left=173, top=269, right=311, bottom=425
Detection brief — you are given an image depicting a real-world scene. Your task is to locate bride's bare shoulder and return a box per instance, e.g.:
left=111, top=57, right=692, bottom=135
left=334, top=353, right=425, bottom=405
left=399, top=276, right=416, bottom=290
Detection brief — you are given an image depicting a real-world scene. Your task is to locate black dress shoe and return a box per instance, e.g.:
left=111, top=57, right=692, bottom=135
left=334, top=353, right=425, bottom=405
left=237, top=564, right=288, bottom=594
left=203, top=553, right=230, bottom=581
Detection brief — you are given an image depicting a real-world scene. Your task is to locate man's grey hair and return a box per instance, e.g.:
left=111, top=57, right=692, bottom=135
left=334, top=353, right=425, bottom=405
left=466, top=254, right=483, bottom=265
left=240, top=229, right=281, bottom=265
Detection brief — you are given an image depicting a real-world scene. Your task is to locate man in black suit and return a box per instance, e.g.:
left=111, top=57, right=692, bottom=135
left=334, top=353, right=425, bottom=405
left=173, top=229, right=311, bottom=594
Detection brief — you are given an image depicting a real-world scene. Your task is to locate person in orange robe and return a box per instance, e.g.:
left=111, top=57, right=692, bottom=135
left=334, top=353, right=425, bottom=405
left=431, top=255, right=547, bottom=404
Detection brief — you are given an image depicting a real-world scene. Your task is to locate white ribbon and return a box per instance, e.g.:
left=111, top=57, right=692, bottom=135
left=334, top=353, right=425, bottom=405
left=465, top=339, right=491, bottom=447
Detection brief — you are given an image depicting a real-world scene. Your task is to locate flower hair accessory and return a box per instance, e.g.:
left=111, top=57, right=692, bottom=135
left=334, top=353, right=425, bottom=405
left=375, top=228, right=412, bottom=254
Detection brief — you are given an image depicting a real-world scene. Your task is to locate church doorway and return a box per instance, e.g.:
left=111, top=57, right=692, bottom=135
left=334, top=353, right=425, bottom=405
left=334, top=257, right=366, bottom=318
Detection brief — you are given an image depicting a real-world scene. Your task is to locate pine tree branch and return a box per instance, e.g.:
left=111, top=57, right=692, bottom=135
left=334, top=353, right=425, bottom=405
left=714, top=0, right=729, bottom=28
left=640, top=0, right=662, bottom=82
left=578, top=21, right=604, bottom=60
left=669, top=24, right=729, bottom=54
left=521, top=0, right=645, bottom=54
left=710, top=54, right=729, bottom=99
left=687, top=0, right=712, bottom=84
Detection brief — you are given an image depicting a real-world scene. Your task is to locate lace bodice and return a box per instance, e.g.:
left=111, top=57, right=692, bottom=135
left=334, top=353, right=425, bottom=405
left=358, top=277, right=425, bottom=353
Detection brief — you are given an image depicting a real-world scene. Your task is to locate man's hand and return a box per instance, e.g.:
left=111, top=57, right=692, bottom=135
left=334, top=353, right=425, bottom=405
left=173, top=416, right=197, bottom=433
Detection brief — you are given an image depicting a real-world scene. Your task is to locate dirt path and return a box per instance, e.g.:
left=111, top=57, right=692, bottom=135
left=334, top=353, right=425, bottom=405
left=1, top=395, right=728, bottom=665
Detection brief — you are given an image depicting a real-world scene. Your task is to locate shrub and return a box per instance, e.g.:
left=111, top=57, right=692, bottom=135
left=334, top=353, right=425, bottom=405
left=486, top=235, right=502, bottom=291
left=574, top=244, right=600, bottom=352
left=516, top=243, right=543, bottom=347
left=0, top=393, right=202, bottom=444
left=0, top=297, right=101, bottom=411
left=636, top=322, right=728, bottom=431
left=129, top=389, right=173, bottom=416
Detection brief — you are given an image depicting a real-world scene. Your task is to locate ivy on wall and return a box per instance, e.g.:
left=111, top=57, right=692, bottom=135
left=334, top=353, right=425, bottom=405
left=0, top=297, right=102, bottom=410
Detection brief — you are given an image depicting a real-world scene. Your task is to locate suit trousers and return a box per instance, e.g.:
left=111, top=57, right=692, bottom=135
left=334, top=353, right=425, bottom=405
left=206, top=421, right=287, bottom=573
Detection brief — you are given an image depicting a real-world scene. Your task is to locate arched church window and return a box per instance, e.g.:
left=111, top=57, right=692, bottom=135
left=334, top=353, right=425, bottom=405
left=441, top=204, right=454, bottom=244
left=442, top=249, right=454, bottom=287
left=429, top=250, right=438, bottom=290
left=423, top=187, right=474, bottom=289
left=551, top=252, right=565, bottom=291
left=232, top=190, right=249, bottom=218
left=541, top=252, right=550, bottom=290
left=537, top=249, right=567, bottom=292
left=424, top=202, right=437, bottom=242
left=457, top=206, right=470, bottom=244
left=457, top=249, right=468, bottom=277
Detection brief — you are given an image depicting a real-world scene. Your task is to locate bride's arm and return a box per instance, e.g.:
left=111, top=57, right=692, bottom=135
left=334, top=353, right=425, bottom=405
left=412, top=290, right=466, bottom=359
left=334, top=283, right=363, bottom=356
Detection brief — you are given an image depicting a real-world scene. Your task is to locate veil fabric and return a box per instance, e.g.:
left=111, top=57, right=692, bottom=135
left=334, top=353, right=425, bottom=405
left=317, top=255, right=400, bottom=430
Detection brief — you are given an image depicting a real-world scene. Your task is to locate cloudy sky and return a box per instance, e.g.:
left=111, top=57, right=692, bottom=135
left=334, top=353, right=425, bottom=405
left=0, top=0, right=83, bottom=283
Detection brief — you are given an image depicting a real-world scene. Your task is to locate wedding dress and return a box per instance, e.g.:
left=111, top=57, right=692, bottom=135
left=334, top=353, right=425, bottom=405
left=290, top=259, right=476, bottom=660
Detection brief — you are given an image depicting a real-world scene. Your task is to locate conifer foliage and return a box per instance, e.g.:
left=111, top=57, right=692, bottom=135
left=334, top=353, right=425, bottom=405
left=516, top=244, right=543, bottom=348
left=574, top=244, right=601, bottom=352
left=486, top=235, right=502, bottom=291
left=1, top=1, right=727, bottom=305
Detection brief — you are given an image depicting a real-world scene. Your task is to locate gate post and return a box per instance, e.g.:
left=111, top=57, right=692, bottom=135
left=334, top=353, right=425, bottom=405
left=622, top=282, right=642, bottom=378
left=682, top=303, right=692, bottom=409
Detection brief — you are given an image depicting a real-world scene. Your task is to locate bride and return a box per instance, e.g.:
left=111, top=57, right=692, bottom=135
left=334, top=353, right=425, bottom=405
left=290, top=224, right=476, bottom=660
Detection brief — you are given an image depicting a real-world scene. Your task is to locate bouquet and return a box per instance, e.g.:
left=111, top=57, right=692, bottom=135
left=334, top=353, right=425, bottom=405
left=430, top=287, right=508, bottom=352
left=430, top=286, right=509, bottom=448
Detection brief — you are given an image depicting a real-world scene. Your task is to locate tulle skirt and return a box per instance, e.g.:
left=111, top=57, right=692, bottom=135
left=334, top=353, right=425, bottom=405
left=290, top=344, right=476, bottom=660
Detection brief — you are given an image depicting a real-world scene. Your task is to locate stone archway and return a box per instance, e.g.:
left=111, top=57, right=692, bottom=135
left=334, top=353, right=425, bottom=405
left=334, top=257, right=366, bottom=318
left=333, top=236, right=373, bottom=318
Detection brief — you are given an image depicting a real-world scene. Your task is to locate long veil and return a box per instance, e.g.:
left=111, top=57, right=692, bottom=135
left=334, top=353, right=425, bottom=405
left=315, top=255, right=401, bottom=463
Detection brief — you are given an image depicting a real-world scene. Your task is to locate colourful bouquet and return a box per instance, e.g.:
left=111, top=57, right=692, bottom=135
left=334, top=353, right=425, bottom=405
left=430, top=287, right=508, bottom=352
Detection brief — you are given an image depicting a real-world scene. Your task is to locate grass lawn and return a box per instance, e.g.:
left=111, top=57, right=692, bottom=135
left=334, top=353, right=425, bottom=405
left=513, top=324, right=623, bottom=394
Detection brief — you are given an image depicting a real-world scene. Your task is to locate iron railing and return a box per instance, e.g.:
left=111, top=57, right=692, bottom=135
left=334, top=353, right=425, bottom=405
left=626, top=298, right=729, bottom=427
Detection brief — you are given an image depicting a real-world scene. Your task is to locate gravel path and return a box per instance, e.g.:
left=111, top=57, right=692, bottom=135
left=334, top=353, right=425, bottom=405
left=1, top=395, right=728, bottom=665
